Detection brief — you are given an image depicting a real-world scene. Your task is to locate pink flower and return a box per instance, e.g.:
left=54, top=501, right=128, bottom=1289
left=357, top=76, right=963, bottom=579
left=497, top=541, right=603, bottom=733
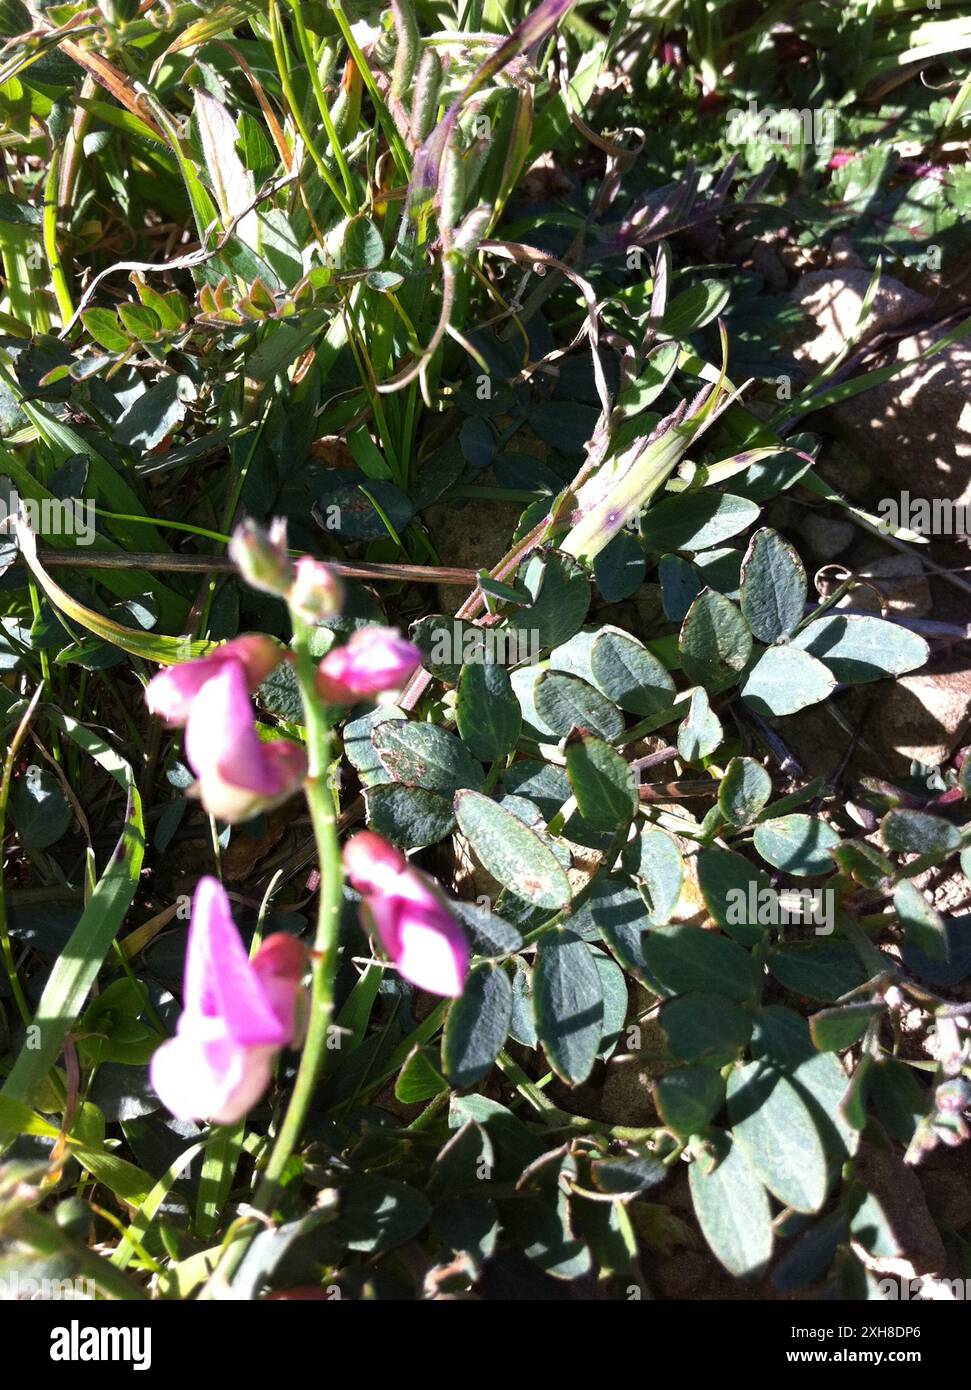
left=146, top=636, right=284, bottom=726
left=185, top=660, right=306, bottom=822
left=288, top=556, right=343, bottom=623
left=343, top=831, right=468, bottom=996
left=149, top=877, right=307, bottom=1124
left=316, top=627, right=422, bottom=704
left=828, top=151, right=855, bottom=169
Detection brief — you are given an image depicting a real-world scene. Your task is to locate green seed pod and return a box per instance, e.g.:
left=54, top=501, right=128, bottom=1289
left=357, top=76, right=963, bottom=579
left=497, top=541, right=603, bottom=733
left=452, top=204, right=492, bottom=257
left=332, top=57, right=363, bottom=142
left=438, top=141, right=465, bottom=233
left=459, top=136, right=491, bottom=201
left=410, top=48, right=442, bottom=146
left=391, top=0, right=420, bottom=101
left=372, top=13, right=398, bottom=69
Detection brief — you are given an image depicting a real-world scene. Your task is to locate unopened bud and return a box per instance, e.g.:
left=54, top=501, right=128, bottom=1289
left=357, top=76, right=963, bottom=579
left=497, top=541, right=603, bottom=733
left=935, top=1077, right=971, bottom=1115
left=229, top=518, right=293, bottom=596
left=287, top=556, right=344, bottom=623
left=410, top=49, right=442, bottom=145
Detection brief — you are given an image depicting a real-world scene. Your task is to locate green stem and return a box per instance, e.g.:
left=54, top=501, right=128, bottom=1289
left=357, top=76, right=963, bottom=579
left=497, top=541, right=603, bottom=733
left=270, top=0, right=354, bottom=219
left=43, top=142, right=74, bottom=326
left=288, top=0, right=357, bottom=207
left=203, top=613, right=343, bottom=1294
left=329, top=0, right=411, bottom=179
left=0, top=690, right=42, bottom=1027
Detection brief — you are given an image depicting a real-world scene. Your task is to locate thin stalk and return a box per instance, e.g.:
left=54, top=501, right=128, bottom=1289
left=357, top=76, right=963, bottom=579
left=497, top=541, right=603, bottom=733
left=0, top=687, right=43, bottom=1026
left=43, top=143, right=74, bottom=326
left=288, top=0, right=357, bottom=206
left=329, top=0, right=411, bottom=178
left=269, top=0, right=354, bottom=218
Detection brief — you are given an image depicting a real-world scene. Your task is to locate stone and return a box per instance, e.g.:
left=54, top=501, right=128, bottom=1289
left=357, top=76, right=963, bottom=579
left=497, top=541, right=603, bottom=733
left=798, top=510, right=856, bottom=562
left=790, top=269, right=931, bottom=367
left=921, top=1165, right=971, bottom=1233
left=837, top=552, right=933, bottom=619
left=824, top=330, right=971, bottom=509
left=815, top=439, right=873, bottom=501
left=598, top=1014, right=672, bottom=1125
left=749, top=239, right=788, bottom=293
left=875, top=665, right=971, bottom=774
left=425, top=495, right=523, bottom=614
left=828, top=234, right=865, bottom=269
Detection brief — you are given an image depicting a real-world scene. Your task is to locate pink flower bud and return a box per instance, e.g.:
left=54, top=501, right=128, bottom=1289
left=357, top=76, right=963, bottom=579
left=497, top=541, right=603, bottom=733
left=343, top=831, right=468, bottom=996
left=145, top=635, right=284, bottom=727
left=229, top=518, right=293, bottom=596
left=316, top=627, right=422, bottom=704
left=149, top=877, right=307, bottom=1124
left=185, top=660, right=306, bottom=823
left=287, top=556, right=344, bottom=624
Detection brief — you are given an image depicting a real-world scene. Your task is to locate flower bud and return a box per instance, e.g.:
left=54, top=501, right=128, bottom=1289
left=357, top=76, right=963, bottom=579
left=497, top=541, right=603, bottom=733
left=935, top=1078, right=971, bottom=1115
left=452, top=205, right=492, bottom=258
left=317, top=626, right=422, bottom=704
left=229, top=518, right=293, bottom=596
left=410, top=48, right=442, bottom=145
left=287, top=556, right=344, bottom=624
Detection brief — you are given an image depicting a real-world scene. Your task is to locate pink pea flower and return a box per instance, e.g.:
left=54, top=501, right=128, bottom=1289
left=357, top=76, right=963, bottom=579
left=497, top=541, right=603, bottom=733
left=316, top=626, right=422, bottom=704
left=185, top=660, right=306, bottom=823
left=343, top=831, right=468, bottom=996
left=149, top=877, right=307, bottom=1125
left=145, top=635, right=284, bottom=727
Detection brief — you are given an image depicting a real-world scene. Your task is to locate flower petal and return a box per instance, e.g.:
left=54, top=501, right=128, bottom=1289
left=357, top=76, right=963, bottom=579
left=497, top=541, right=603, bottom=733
left=146, top=636, right=283, bottom=727
left=150, top=1031, right=275, bottom=1124
left=185, top=877, right=289, bottom=1047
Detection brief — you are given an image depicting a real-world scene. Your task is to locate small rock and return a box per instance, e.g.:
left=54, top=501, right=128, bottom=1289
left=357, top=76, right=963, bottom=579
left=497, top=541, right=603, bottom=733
left=828, top=234, right=865, bottom=269
left=876, top=666, right=971, bottom=774
left=599, top=1015, right=672, bottom=1125
left=425, top=496, right=523, bottom=614
left=798, top=511, right=856, bottom=562
left=777, top=242, right=826, bottom=275
left=750, top=240, right=788, bottom=293
left=921, top=1165, right=971, bottom=1232
left=790, top=269, right=931, bottom=367
left=824, top=328, right=971, bottom=508
left=815, top=439, right=873, bottom=501
left=838, top=552, right=932, bottom=619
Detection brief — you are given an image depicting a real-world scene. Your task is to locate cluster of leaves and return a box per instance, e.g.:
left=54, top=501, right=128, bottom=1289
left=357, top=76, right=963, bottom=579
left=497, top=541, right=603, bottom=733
left=0, top=0, right=969, bottom=1302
